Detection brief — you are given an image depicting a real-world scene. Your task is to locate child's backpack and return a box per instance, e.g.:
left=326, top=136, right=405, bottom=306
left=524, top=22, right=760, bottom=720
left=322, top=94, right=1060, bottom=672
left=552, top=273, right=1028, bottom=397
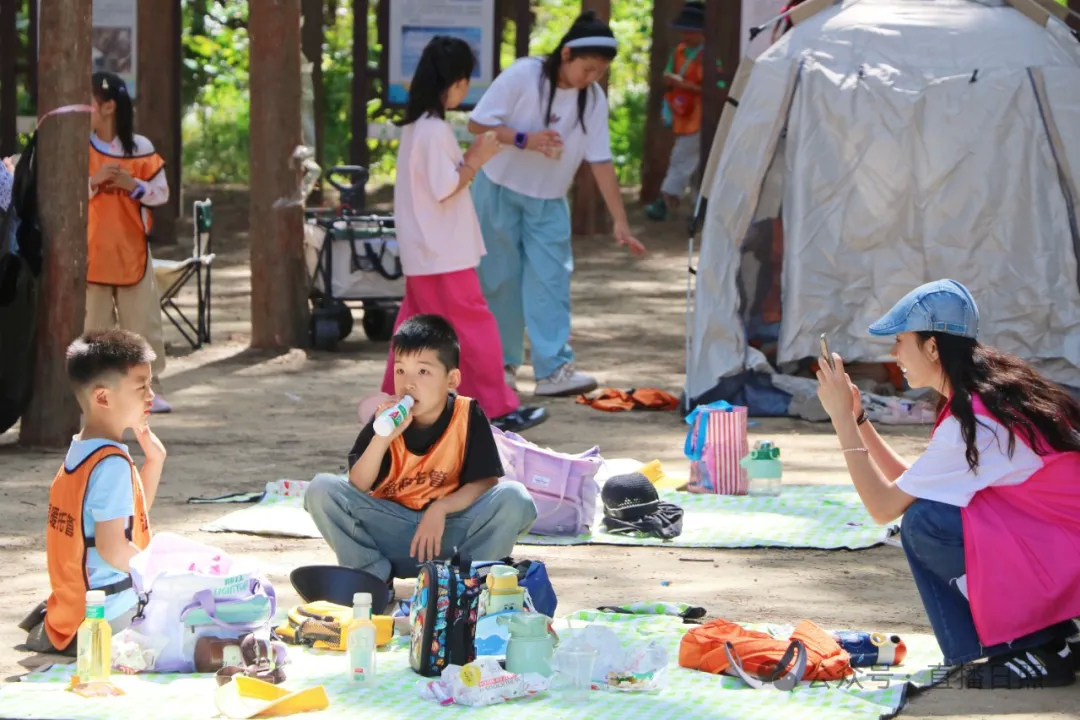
left=492, top=427, right=603, bottom=536
left=409, top=556, right=481, bottom=677
left=128, top=533, right=277, bottom=673
left=0, top=135, right=42, bottom=435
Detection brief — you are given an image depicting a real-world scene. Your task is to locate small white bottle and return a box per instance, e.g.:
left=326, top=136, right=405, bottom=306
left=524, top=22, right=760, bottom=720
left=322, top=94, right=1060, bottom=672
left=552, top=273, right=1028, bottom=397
left=346, top=592, right=377, bottom=686
left=372, top=396, right=414, bottom=437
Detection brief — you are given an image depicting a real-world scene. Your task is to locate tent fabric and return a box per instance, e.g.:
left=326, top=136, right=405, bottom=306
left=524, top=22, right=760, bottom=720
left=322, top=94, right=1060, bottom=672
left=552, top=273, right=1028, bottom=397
left=688, top=0, right=1080, bottom=403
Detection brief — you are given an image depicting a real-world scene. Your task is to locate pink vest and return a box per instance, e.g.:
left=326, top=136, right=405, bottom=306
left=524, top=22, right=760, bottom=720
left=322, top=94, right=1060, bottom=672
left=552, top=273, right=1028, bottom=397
left=937, top=396, right=1080, bottom=645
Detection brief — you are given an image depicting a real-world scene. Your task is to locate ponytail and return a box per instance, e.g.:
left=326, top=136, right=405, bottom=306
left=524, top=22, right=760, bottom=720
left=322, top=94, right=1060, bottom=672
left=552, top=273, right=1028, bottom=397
left=91, top=71, right=136, bottom=156
left=397, top=36, right=477, bottom=127
left=541, top=11, right=618, bottom=133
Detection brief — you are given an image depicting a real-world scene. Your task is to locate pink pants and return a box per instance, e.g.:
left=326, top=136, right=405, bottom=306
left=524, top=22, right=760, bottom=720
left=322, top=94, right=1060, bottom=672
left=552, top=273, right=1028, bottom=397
left=381, top=269, right=519, bottom=419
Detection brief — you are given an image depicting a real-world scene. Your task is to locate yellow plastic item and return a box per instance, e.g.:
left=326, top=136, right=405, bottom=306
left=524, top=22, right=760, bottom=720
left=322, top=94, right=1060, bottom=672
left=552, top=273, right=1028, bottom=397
left=640, top=459, right=686, bottom=491
left=371, top=614, right=394, bottom=647
left=214, top=676, right=329, bottom=719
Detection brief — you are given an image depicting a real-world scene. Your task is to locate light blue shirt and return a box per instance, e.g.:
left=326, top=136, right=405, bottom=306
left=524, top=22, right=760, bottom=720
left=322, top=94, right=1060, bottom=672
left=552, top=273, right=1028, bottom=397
left=65, top=437, right=139, bottom=621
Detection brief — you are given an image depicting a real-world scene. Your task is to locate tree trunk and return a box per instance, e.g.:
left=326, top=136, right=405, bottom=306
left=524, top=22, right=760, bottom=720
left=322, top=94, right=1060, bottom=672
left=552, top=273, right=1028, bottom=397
left=700, top=0, right=740, bottom=177
left=137, top=0, right=182, bottom=246
left=514, top=0, right=532, bottom=58
left=350, top=0, right=370, bottom=208
left=19, top=0, right=92, bottom=448
left=639, top=0, right=681, bottom=204
left=0, top=0, right=17, bottom=157
left=249, top=0, right=310, bottom=349
left=570, top=0, right=612, bottom=238
left=301, top=0, right=325, bottom=205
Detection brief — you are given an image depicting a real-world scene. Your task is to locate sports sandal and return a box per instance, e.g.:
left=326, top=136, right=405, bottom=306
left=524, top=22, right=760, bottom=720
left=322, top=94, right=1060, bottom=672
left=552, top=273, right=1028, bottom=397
left=964, top=642, right=1076, bottom=690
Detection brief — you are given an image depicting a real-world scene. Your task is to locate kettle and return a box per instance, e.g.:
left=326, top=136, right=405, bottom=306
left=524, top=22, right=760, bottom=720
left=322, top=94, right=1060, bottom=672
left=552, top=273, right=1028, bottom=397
left=497, top=612, right=558, bottom=677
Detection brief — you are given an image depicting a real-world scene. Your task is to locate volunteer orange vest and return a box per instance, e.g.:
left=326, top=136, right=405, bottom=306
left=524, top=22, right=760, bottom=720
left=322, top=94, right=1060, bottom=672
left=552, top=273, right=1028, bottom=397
left=372, top=395, right=471, bottom=511
left=45, top=445, right=151, bottom=650
left=87, top=141, right=165, bottom=286
left=666, top=43, right=704, bottom=136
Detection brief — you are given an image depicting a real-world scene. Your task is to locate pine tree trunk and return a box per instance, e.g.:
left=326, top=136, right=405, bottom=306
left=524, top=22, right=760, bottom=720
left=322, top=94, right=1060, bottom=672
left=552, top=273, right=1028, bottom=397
left=249, top=0, right=311, bottom=349
left=570, top=0, right=613, bottom=237
left=19, top=0, right=92, bottom=448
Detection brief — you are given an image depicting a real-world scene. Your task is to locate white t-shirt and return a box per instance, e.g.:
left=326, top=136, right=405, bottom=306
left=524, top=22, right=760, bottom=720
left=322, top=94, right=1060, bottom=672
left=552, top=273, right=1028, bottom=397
left=469, top=57, right=613, bottom=200
left=895, top=415, right=1043, bottom=507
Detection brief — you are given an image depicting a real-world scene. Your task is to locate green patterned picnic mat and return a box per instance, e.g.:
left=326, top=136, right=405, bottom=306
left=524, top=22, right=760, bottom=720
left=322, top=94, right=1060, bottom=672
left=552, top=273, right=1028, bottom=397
left=203, top=481, right=898, bottom=551
left=521, top=485, right=899, bottom=549
left=4, top=612, right=945, bottom=720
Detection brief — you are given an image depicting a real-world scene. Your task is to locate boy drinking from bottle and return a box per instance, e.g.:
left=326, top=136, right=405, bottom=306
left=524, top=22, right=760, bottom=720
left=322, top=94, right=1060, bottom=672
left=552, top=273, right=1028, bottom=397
left=304, top=315, right=537, bottom=595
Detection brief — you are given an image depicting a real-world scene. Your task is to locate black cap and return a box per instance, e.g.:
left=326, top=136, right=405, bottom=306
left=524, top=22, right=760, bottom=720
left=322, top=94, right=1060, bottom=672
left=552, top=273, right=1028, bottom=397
left=601, top=473, right=684, bottom=539
left=672, top=1, right=706, bottom=31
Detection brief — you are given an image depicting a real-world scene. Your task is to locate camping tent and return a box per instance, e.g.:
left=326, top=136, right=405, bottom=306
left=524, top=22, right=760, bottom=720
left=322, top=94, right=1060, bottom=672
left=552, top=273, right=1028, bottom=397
left=686, top=0, right=1080, bottom=413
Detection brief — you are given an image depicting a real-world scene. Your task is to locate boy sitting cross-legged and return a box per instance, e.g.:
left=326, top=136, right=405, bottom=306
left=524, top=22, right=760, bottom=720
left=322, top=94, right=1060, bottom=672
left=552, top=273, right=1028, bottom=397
left=23, top=329, right=165, bottom=655
left=304, top=314, right=537, bottom=590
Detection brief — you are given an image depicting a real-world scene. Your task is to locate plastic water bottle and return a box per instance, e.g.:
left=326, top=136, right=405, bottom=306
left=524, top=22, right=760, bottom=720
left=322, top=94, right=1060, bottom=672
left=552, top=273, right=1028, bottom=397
left=347, top=592, right=377, bottom=685
left=372, top=395, right=414, bottom=437
left=77, top=590, right=111, bottom=683
left=741, top=441, right=782, bottom=497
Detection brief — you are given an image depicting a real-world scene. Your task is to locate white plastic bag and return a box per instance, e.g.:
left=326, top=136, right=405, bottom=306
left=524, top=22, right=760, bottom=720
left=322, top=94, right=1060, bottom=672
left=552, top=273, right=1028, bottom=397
left=556, top=625, right=669, bottom=692
left=419, top=658, right=550, bottom=707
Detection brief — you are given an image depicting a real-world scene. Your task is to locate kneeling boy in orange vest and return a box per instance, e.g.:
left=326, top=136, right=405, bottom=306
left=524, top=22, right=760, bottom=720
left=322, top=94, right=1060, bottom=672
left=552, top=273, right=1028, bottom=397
left=22, top=329, right=165, bottom=654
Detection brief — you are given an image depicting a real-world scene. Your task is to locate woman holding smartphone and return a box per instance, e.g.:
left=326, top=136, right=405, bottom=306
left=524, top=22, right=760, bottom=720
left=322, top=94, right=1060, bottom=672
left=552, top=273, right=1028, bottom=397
left=815, top=279, right=1080, bottom=688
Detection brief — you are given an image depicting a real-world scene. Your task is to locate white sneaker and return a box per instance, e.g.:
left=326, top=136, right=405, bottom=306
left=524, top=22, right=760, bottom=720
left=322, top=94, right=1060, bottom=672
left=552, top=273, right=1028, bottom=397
left=504, top=365, right=519, bottom=391
left=150, top=395, right=173, bottom=414
left=534, top=363, right=598, bottom=397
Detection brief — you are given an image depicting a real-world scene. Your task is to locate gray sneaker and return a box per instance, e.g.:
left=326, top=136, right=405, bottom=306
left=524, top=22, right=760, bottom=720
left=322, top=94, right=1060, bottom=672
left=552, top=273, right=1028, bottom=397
left=534, top=363, right=598, bottom=397
left=504, top=365, right=519, bottom=391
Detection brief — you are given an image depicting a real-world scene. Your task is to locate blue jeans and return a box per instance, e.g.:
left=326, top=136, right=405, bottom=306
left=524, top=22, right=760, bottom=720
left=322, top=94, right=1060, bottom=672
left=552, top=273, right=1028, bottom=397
left=471, top=170, right=575, bottom=380
left=901, top=499, right=1073, bottom=664
left=304, top=474, right=538, bottom=581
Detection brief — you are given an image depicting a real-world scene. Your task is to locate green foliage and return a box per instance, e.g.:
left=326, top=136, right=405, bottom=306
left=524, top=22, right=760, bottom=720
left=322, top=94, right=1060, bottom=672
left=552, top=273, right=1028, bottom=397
left=179, top=0, right=656, bottom=187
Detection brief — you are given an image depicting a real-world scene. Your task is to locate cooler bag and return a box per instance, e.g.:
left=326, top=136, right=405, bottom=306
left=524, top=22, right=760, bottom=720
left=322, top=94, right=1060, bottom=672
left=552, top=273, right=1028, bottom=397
left=128, top=533, right=276, bottom=673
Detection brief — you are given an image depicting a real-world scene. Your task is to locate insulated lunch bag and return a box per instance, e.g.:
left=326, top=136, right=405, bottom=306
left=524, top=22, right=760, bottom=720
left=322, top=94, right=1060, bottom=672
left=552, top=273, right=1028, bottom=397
left=409, top=556, right=481, bottom=677
left=128, top=533, right=277, bottom=673
left=492, top=427, right=602, bottom=536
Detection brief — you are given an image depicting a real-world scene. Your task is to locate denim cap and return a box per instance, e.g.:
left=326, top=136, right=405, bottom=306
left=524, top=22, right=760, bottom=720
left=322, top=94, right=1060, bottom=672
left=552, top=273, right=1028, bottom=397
left=868, top=279, right=979, bottom=339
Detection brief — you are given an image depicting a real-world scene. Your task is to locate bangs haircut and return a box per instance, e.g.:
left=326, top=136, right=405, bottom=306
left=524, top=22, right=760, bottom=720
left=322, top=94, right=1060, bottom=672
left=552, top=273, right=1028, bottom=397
left=391, top=314, right=461, bottom=371
left=66, top=329, right=156, bottom=388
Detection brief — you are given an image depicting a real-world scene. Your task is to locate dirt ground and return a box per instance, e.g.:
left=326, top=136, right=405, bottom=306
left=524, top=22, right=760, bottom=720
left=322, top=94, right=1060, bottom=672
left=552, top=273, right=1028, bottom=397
left=1, top=188, right=1076, bottom=718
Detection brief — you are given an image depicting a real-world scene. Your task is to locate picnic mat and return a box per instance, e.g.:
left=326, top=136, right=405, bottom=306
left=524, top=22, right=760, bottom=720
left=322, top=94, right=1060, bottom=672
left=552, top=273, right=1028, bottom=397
left=4, top=611, right=948, bottom=720
left=201, top=473, right=899, bottom=551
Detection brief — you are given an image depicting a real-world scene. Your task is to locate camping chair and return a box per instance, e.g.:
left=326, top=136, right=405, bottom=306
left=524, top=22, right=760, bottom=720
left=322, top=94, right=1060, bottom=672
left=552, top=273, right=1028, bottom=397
left=153, top=199, right=215, bottom=349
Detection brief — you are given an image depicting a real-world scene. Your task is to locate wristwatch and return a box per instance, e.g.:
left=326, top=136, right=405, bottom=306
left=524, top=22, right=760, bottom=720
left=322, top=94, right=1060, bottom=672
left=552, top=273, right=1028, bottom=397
left=856, top=411, right=868, bottom=426
left=514, top=132, right=528, bottom=150
left=129, top=183, right=146, bottom=201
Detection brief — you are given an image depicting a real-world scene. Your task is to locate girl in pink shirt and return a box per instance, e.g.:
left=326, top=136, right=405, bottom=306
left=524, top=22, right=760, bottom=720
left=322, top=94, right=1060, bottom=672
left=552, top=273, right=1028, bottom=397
left=379, top=36, right=547, bottom=433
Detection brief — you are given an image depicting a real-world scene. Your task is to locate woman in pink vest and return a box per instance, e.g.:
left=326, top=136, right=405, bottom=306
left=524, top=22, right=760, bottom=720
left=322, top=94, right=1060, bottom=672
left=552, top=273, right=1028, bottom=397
left=816, top=279, right=1080, bottom=689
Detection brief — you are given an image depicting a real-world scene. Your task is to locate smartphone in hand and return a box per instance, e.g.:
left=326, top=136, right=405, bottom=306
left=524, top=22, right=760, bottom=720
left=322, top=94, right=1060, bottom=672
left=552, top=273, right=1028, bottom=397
left=820, top=333, right=835, bottom=371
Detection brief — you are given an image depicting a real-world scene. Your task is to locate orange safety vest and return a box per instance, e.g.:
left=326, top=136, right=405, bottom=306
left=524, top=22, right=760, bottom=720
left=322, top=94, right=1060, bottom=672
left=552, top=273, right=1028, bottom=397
left=87, top=142, right=165, bottom=286
left=371, top=396, right=471, bottom=511
left=666, top=43, right=705, bottom=136
left=44, top=445, right=151, bottom=651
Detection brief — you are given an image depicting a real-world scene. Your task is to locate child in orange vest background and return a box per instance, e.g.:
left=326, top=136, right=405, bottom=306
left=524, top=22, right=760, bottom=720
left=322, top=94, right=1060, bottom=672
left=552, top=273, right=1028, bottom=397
left=647, top=1, right=706, bottom=222
left=304, top=315, right=537, bottom=598
left=21, top=329, right=165, bottom=655
left=87, top=71, right=173, bottom=414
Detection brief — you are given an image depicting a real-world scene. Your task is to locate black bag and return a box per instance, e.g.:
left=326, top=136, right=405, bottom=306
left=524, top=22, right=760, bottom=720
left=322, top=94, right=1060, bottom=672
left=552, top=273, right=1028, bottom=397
left=0, top=135, right=43, bottom=434
left=408, top=556, right=481, bottom=677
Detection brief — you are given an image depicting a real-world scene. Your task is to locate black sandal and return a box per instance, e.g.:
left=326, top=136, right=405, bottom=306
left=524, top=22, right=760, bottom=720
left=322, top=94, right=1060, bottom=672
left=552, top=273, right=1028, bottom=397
left=965, top=642, right=1076, bottom=690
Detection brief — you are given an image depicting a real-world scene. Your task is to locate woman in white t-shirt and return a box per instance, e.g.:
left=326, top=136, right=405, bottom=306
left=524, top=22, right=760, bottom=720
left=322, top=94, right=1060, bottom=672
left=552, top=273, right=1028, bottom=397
left=468, top=12, right=646, bottom=398
left=816, top=279, right=1080, bottom=689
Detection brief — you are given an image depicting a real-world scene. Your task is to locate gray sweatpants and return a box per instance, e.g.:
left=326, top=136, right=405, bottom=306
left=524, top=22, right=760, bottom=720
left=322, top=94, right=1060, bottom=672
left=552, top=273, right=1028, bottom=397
left=304, top=474, right=537, bottom=581
left=661, top=132, right=702, bottom=199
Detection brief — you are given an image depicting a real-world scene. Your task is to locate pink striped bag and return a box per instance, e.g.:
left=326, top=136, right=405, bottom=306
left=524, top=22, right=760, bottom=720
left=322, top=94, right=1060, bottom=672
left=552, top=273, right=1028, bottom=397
left=684, top=401, right=749, bottom=495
